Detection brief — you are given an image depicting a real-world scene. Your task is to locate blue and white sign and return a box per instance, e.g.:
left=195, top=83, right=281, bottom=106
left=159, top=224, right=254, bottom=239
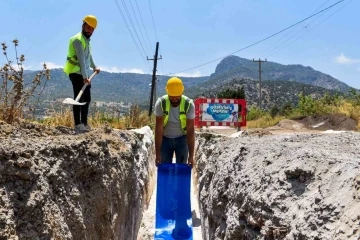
left=202, top=103, right=239, bottom=122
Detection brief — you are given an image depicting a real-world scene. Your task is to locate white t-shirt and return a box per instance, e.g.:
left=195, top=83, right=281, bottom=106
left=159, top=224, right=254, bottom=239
left=154, top=96, right=195, bottom=138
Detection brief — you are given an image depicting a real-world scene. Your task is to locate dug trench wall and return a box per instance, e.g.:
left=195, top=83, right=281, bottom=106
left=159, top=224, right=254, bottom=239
left=1, top=120, right=360, bottom=240
left=0, top=122, right=156, bottom=240
left=195, top=131, right=360, bottom=240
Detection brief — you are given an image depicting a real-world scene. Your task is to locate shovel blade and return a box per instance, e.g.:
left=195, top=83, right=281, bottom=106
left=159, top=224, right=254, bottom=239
left=62, top=98, right=87, bottom=105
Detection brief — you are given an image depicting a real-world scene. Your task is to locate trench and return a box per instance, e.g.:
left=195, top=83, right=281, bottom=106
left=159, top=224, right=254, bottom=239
left=137, top=161, right=203, bottom=240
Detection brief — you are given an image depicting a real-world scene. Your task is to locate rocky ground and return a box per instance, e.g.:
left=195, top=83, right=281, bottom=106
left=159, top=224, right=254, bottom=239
left=0, top=113, right=359, bottom=240
left=0, top=121, right=155, bottom=240
left=195, top=130, right=360, bottom=239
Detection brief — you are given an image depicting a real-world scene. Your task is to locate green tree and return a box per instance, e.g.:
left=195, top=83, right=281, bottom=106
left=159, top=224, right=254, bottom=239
left=217, top=86, right=245, bottom=99
left=270, top=106, right=279, bottom=118
left=349, top=88, right=360, bottom=105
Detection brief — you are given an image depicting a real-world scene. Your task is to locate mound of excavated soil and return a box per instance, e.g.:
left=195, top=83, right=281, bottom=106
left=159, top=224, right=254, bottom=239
left=0, top=122, right=155, bottom=240
left=196, top=131, right=360, bottom=239
left=293, top=113, right=358, bottom=131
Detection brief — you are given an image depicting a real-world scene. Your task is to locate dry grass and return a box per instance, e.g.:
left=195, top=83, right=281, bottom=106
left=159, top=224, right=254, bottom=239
left=246, top=99, right=360, bottom=130
left=41, top=103, right=153, bottom=130
left=247, top=114, right=285, bottom=129
left=89, top=111, right=126, bottom=129
left=41, top=108, right=73, bottom=127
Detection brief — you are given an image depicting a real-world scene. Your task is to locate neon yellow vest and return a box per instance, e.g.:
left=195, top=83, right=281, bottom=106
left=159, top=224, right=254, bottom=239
left=63, top=32, right=90, bottom=75
left=160, top=95, right=192, bottom=133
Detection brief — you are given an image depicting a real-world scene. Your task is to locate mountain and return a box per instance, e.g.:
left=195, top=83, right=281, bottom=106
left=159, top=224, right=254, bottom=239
left=23, top=69, right=209, bottom=103
left=22, top=55, right=356, bottom=112
left=186, top=77, right=342, bottom=110
left=210, top=55, right=351, bottom=93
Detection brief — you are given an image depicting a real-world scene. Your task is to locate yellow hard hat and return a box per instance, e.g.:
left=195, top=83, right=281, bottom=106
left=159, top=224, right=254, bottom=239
left=166, top=77, right=184, bottom=96
left=83, top=15, right=97, bottom=29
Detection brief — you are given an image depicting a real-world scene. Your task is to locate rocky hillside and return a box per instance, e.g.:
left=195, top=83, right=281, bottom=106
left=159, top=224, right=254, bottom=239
left=187, top=78, right=341, bottom=109
left=210, top=55, right=351, bottom=93
left=24, top=54, right=354, bottom=108
left=23, top=69, right=209, bottom=103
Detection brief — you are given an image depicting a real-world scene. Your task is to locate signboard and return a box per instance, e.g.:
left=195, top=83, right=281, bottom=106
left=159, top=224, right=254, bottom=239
left=194, top=98, right=247, bottom=128
left=201, top=103, right=239, bottom=122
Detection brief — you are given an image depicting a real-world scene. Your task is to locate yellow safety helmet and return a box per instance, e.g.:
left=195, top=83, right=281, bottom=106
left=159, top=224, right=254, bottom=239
left=165, top=77, right=184, bottom=96
left=83, top=15, right=97, bottom=29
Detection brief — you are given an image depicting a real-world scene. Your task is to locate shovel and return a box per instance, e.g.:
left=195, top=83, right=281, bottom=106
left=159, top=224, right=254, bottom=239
left=63, top=72, right=97, bottom=105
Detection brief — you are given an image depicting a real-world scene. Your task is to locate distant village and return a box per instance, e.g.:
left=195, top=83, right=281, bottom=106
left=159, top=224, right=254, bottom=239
left=24, top=98, right=133, bottom=120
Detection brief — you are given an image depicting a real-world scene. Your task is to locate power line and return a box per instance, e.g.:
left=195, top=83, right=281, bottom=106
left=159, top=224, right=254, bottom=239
left=113, top=0, right=151, bottom=70
left=260, top=0, right=332, bottom=58
left=168, top=0, right=345, bottom=75
left=120, top=0, right=148, bottom=57
left=148, top=0, right=159, bottom=42
left=134, top=0, right=154, bottom=53
left=267, top=0, right=352, bottom=57
left=129, top=0, right=152, bottom=55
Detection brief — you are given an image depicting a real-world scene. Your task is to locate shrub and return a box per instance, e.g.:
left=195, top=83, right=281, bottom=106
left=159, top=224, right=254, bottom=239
left=270, top=106, right=279, bottom=118
left=247, top=106, right=267, bottom=121
left=349, top=88, right=360, bottom=106
left=217, top=86, right=245, bottom=99
left=0, top=40, right=50, bottom=124
left=125, top=103, right=152, bottom=128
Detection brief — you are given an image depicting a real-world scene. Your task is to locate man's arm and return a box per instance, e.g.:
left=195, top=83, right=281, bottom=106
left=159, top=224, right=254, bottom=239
left=186, top=118, right=195, bottom=167
left=155, top=116, right=164, bottom=166
left=90, top=55, right=100, bottom=73
left=73, top=39, right=88, bottom=79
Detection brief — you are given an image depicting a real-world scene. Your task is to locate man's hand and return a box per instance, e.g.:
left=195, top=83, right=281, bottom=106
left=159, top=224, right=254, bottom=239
left=188, top=156, right=194, bottom=168
left=155, top=155, right=161, bottom=167
left=94, top=68, right=100, bottom=73
left=83, top=78, right=90, bottom=84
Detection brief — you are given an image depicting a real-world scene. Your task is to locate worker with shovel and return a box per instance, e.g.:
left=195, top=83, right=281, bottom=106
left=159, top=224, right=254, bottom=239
left=154, top=77, right=195, bottom=167
left=63, top=15, right=100, bottom=133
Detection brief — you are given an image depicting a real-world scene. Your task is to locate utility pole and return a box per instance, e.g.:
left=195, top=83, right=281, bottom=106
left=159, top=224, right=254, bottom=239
left=147, top=42, right=162, bottom=117
left=253, top=58, right=267, bottom=110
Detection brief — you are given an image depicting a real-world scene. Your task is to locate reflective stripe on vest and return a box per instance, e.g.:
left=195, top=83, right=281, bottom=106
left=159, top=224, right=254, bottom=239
left=160, top=95, right=191, bottom=133
left=63, top=32, right=90, bottom=75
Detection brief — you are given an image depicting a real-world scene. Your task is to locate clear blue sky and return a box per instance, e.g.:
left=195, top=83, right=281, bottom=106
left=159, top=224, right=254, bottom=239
left=1, top=0, right=359, bottom=88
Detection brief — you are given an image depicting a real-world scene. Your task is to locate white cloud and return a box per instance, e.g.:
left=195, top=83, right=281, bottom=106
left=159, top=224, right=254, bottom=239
left=20, top=62, right=62, bottom=70
left=98, top=66, right=145, bottom=74
left=334, top=53, right=360, bottom=64
left=45, top=62, right=63, bottom=69
left=172, top=71, right=203, bottom=78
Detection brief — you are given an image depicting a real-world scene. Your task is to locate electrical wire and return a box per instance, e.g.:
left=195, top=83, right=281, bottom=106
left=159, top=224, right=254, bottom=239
left=134, top=0, right=154, bottom=53
left=267, top=0, right=352, bottom=57
left=260, top=0, right=332, bottom=58
left=148, top=0, right=159, bottom=42
left=129, top=0, right=152, bottom=55
left=168, top=0, right=345, bottom=75
left=120, top=0, right=149, bottom=58
left=113, top=0, right=151, bottom=70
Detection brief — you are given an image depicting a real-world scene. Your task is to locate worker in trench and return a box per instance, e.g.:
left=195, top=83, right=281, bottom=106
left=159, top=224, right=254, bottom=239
left=154, top=77, right=195, bottom=238
left=154, top=77, right=195, bottom=167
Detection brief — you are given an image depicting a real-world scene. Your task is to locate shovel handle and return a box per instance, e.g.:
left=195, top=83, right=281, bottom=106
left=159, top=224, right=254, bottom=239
left=74, top=72, right=97, bottom=102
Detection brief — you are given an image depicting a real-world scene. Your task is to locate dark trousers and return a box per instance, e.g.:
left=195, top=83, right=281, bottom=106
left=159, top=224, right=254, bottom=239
left=69, top=73, right=91, bottom=125
left=160, top=135, right=189, bottom=164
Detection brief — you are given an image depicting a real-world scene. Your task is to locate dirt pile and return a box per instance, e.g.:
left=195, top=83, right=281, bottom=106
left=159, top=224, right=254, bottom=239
left=0, top=122, right=155, bottom=240
left=293, top=113, right=358, bottom=131
left=195, top=131, right=360, bottom=239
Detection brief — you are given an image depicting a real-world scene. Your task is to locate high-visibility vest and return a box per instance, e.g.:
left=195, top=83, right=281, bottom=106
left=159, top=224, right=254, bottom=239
left=160, top=95, right=192, bottom=133
left=63, top=32, right=90, bottom=75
